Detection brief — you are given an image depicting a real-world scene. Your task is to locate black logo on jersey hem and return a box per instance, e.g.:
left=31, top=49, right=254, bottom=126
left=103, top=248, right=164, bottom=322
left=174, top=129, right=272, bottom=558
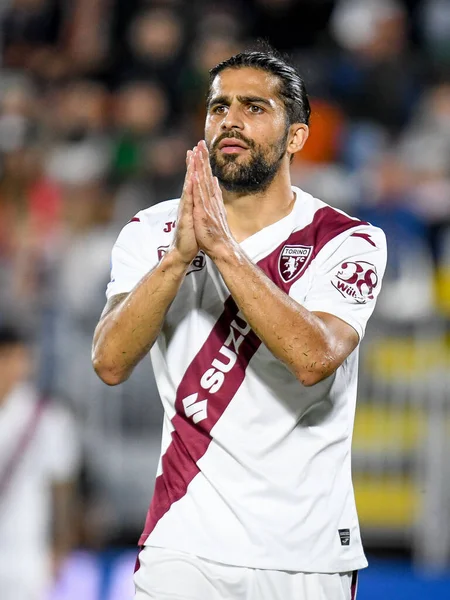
left=338, top=529, right=351, bottom=546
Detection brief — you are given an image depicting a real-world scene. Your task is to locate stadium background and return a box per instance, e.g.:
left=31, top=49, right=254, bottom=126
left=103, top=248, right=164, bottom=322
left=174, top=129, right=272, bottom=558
left=1, top=0, right=450, bottom=598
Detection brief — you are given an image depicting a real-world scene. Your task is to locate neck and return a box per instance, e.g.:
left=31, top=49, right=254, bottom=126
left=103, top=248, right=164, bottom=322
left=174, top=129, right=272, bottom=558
left=222, top=167, right=295, bottom=243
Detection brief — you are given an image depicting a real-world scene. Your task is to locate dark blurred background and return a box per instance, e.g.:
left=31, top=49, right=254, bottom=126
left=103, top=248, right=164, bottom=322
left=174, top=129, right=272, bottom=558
left=0, top=0, right=450, bottom=598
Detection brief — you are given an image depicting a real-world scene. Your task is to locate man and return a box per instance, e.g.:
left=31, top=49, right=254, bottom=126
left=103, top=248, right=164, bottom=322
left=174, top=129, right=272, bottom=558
left=93, top=48, right=387, bottom=600
left=0, top=322, right=80, bottom=600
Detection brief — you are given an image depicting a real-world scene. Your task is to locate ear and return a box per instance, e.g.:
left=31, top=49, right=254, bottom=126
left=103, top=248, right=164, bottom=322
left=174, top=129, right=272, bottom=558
left=287, top=124, right=309, bottom=158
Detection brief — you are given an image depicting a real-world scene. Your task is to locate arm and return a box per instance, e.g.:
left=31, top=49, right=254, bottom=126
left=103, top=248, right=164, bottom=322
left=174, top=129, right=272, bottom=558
left=51, top=479, right=78, bottom=578
left=92, top=251, right=193, bottom=386
left=92, top=151, right=199, bottom=386
left=190, top=142, right=362, bottom=386
left=46, top=404, right=81, bottom=580
left=209, top=246, right=358, bottom=386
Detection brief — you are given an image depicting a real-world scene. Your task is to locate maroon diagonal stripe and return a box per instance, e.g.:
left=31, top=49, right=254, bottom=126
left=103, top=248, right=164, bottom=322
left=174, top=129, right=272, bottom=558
left=140, top=299, right=261, bottom=542
left=258, top=207, right=368, bottom=293
left=139, top=206, right=365, bottom=544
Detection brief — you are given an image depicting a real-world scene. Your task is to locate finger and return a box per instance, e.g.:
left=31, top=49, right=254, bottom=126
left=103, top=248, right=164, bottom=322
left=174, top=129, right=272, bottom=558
left=191, top=171, right=202, bottom=209
left=199, top=146, right=215, bottom=198
left=199, top=140, right=213, bottom=168
left=183, top=167, right=194, bottom=206
left=200, top=142, right=221, bottom=208
left=182, top=150, right=194, bottom=193
left=199, top=140, right=214, bottom=180
left=179, top=152, right=196, bottom=220
left=192, top=147, right=205, bottom=197
left=196, top=141, right=213, bottom=185
left=194, top=145, right=214, bottom=201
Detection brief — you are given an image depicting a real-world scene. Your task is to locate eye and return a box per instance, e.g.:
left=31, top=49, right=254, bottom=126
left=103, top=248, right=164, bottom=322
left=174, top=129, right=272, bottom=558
left=248, top=104, right=264, bottom=114
left=212, top=105, right=227, bottom=115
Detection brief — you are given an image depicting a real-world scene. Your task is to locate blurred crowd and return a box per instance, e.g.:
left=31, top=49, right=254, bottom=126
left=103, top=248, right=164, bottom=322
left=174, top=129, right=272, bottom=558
left=1, top=0, right=450, bottom=567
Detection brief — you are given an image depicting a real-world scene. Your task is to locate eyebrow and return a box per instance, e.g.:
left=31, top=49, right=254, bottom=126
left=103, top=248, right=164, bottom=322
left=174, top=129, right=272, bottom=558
left=207, top=94, right=274, bottom=109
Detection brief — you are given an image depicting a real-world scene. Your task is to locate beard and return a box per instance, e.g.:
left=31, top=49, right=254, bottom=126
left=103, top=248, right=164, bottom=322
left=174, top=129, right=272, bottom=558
left=209, top=129, right=289, bottom=194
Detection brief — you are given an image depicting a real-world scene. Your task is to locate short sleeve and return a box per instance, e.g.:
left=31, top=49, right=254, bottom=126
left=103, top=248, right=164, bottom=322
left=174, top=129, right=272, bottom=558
left=297, top=226, right=387, bottom=340
left=106, top=214, right=155, bottom=300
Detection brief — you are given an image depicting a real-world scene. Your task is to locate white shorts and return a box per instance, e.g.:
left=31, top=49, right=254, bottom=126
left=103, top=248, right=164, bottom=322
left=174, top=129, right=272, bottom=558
left=133, top=546, right=358, bottom=600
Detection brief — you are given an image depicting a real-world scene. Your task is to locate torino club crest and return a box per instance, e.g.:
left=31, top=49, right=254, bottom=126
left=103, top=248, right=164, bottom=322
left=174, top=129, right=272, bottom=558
left=279, top=245, right=313, bottom=283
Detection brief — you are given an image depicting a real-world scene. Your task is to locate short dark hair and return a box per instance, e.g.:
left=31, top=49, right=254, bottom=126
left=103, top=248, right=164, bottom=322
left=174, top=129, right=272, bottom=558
left=208, top=45, right=311, bottom=127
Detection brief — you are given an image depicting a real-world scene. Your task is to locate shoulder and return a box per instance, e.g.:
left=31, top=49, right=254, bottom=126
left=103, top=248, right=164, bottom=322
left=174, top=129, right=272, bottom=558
left=136, top=198, right=180, bottom=223
left=121, top=198, right=180, bottom=233
left=292, top=186, right=386, bottom=255
left=114, top=198, right=180, bottom=248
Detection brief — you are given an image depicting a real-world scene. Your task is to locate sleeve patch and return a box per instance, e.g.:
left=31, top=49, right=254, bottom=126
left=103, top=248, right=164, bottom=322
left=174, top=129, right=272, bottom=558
left=331, top=261, right=379, bottom=304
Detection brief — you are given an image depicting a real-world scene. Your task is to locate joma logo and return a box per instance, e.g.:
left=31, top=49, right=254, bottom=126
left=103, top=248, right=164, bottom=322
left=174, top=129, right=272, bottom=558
left=164, top=221, right=176, bottom=233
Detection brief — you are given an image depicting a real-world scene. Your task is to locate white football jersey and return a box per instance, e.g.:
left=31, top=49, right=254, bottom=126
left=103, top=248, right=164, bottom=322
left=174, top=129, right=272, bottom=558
left=106, top=186, right=387, bottom=573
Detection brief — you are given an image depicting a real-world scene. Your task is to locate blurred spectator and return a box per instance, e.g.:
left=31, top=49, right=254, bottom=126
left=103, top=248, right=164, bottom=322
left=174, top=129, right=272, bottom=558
left=419, top=0, right=450, bottom=75
left=0, top=80, right=62, bottom=315
left=1, top=0, right=63, bottom=70
left=295, top=98, right=346, bottom=165
left=111, top=81, right=168, bottom=182
left=112, top=130, right=190, bottom=224
left=46, top=80, right=108, bottom=138
left=49, top=179, right=117, bottom=395
left=64, top=0, right=110, bottom=76
left=148, top=132, right=192, bottom=201
left=195, top=2, right=246, bottom=41
left=248, top=0, right=335, bottom=52
left=291, top=98, right=359, bottom=211
left=330, top=0, right=421, bottom=135
left=356, top=153, right=435, bottom=320
left=0, top=320, right=80, bottom=600
left=44, top=79, right=111, bottom=183
left=118, top=7, right=187, bottom=115
left=399, top=82, right=450, bottom=263
left=180, top=34, right=243, bottom=133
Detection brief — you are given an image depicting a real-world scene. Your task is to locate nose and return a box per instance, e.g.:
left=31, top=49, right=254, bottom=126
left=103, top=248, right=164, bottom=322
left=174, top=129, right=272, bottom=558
left=220, top=105, right=244, bottom=131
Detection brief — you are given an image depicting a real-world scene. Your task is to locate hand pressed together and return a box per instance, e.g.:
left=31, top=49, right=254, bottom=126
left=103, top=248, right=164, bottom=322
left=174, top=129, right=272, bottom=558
left=191, top=140, right=236, bottom=259
left=170, top=149, right=199, bottom=265
left=173, top=140, right=237, bottom=264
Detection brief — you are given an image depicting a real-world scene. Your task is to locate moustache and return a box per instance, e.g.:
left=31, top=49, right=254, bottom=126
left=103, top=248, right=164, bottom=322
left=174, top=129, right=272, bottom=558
left=212, top=133, right=255, bottom=152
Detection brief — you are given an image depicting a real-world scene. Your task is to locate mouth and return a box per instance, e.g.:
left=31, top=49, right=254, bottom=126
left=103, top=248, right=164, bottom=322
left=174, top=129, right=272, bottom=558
left=217, top=138, right=249, bottom=154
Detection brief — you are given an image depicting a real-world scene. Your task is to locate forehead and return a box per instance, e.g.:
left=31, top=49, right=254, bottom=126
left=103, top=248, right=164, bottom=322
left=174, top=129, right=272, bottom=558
left=209, top=67, right=282, bottom=105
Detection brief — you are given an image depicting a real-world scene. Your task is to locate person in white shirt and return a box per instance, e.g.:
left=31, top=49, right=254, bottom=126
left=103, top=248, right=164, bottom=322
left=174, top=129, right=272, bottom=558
left=93, top=46, right=387, bottom=600
left=0, top=323, right=80, bottom=600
